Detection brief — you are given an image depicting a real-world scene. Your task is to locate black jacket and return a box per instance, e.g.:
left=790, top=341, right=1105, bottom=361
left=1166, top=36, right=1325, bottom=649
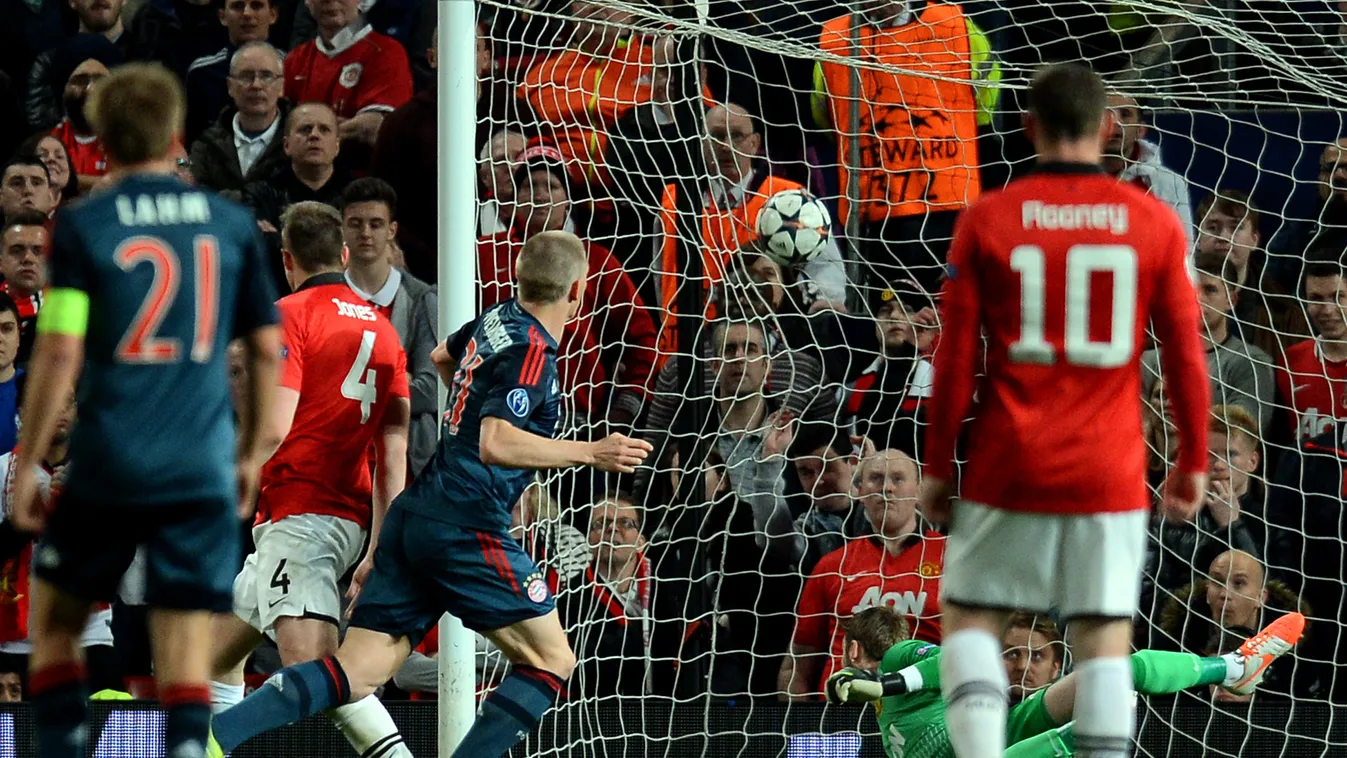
left=189, top=103, right=291, bottom=195
left=241, top=163, right=354, bottom=288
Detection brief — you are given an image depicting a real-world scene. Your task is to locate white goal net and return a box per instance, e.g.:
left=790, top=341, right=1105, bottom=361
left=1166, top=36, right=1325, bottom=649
left=472, top=0, right=1347, bottom=756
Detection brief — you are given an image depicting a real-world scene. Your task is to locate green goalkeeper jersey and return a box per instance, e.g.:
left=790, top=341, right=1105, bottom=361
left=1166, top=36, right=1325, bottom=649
left=875, top=640, right=951, bottom=758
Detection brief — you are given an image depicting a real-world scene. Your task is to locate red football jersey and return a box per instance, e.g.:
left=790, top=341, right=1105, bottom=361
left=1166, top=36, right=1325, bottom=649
left=50, top=120, right=106, bottom=177
left=925, top=165, right=1210, bottom=514
left=284, top=26, right=413, bottom=119
left=258, top=279, right=409, bottom=529
left=1277, top=339, right=1347, bottom=440
left=793, top=533, right=945, bottom=693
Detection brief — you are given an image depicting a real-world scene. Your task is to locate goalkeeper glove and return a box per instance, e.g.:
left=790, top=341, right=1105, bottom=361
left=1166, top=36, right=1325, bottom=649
left=825, top=667, right=884, bottom=704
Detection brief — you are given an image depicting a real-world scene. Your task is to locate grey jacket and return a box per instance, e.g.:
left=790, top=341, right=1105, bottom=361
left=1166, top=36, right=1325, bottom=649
left=379, top=270, right=438, bottom=477
left=1142, top=332, right=1275, bottom=431
left=390, top=269, right=436, bottom=476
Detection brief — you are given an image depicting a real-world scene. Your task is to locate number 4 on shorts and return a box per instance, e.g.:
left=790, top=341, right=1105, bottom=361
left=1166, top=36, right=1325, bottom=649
left=270, top=558, right=291, bottom=595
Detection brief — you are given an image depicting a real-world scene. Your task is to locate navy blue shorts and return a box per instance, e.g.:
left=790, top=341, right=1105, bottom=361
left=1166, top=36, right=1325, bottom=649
left=34, top=493, right=238, bottom=612
left=350, top=505, right=555, bottom=646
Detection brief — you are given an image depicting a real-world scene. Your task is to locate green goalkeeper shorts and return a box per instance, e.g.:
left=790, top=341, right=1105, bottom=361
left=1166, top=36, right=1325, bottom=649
left=1006, top=690, right=1063, bottom=745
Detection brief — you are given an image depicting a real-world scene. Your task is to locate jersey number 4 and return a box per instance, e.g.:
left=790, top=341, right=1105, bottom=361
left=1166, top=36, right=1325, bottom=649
left=342, top=330, right=379, bottom=424
left=1009, top=244, right=1138, bottom=368
left=114, top=235, right=219, bottom=364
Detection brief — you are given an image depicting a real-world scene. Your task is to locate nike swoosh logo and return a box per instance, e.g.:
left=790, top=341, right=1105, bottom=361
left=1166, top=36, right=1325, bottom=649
left=269, top=598, right=285, bottom=608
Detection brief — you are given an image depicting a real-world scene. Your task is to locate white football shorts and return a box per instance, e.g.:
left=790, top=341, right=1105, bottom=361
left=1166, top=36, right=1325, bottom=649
left=232, top=513, right=365, bottom=632
left=940, top=500, right=1148, bottom=620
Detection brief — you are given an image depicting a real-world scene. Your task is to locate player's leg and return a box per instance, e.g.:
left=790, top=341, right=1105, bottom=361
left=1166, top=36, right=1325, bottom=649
left=26, top=579, right=96, bottom=758
left=145, top=500, right=245, bottom=758
left=1005, top=722, right=1076, bottom=758
left=259, top=514, right=414, bottom=758
left=27, top=495, right=136, bottom=758
left=940, top=501, right=1059, bottom=758
left=1055, top=510, right=1148, bottom=758
left=441, top=529, right=572, bottom=758
left=210, top=506, right=426, bottom=754
left=1036, top=613, right=1308, bottom=725
left=207, top=612, right=263, bottom=713
left=456, top=610, right=575, bottom=758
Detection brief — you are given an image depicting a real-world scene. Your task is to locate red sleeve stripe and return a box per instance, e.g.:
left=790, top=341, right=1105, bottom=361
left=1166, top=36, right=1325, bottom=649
left=520, top=327, right=548, bottom=386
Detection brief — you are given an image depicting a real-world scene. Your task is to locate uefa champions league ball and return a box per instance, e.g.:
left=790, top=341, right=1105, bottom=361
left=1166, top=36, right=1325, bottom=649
left=755, top=189, right=832, bottom=269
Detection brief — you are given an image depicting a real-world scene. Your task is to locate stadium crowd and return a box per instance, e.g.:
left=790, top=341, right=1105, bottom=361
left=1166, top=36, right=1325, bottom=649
left=0, top=0, right=1344, bottom=739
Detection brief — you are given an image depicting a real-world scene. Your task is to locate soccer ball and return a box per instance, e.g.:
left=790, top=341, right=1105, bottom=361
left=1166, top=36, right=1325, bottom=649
left=755, top=189, right=832, bottom=269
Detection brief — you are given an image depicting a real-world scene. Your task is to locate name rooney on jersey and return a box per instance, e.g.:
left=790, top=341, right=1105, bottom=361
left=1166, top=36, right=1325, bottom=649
left=114, top=192, right=212, bottom=226
left=1021, top=200, right=1129, bottom=235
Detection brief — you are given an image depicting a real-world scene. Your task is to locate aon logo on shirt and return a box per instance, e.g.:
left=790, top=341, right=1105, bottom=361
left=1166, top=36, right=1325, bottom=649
left=852, top=586, right=928, bottom=616
left=332, top=298, right=378, bottom=322
left=1301, top=407, right=1337, bottom=441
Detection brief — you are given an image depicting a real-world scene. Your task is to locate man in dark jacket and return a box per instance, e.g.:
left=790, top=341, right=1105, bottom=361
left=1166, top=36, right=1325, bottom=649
left=189, top=41, right=289, bottom=194
left=242, top=101, right=354, bottom=286
left=183, top=0, right=279, bottom=143
left=1266, top=425, right=1347, bottom=701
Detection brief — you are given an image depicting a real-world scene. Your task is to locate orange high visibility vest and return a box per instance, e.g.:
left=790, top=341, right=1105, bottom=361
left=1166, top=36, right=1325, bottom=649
left=655, top=173, right=803, bottom=360
left=819, top=4, right=980, bottom=223
left=518, top=38, right=655, bottom=186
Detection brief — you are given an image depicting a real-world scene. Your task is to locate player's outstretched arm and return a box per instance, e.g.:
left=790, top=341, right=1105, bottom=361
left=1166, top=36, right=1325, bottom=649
left=479, top=417, right=652, bottom=473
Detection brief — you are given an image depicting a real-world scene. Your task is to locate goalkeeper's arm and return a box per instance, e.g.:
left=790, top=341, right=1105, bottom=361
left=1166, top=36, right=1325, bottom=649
left=825, top=663, right=937, bottom=705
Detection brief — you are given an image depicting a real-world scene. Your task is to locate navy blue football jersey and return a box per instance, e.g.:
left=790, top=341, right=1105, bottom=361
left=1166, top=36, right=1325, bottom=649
left=47, top=174, right=279, bottom=505
left=399, top=300, right=561, bottom=531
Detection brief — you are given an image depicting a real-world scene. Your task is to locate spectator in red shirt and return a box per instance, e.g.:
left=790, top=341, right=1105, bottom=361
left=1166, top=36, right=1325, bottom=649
left=48, top=38, right=123, bottom=192
left=1278, top=252, right=1347, bottom=441
left=284, top=0, right=412, bottom=147
left=780, top=449, right=944, bottom=699
left=478, top=144, right=655, bottom=430
left=0, top=159, right=53, bottom=223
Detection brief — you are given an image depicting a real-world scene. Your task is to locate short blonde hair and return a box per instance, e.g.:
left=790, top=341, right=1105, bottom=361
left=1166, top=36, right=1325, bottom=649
left=515, top=230, right=588, bottom=304
left=85, top=63, right=184, bottom=166
left=1210, top=404, right=1260, bottom=450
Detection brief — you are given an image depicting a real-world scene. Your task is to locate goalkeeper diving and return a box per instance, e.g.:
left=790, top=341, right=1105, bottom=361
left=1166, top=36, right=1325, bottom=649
left=825, top=606, right=1305, bottom=758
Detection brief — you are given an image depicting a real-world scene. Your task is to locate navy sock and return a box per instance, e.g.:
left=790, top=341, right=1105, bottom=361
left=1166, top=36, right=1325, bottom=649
left=449, top=666, right=565, bottom=758
left=161, top=683, right=212, bottom=758
left=212, top=656, right=350, bottom=752
left=30, top=662, right=88, bottom=758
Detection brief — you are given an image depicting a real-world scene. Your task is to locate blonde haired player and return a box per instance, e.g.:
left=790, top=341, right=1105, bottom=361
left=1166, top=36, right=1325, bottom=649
left=209, top=230, right=652, bottom=758
left=11, top=63, right=281, bottom=758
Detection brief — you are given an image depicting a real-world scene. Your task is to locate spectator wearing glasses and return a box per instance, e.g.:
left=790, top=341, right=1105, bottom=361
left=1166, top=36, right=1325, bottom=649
left=25, top=0, right=131, bottom=132
left=184, top=0, right=280, bottom=144
left=559, top=494, right=656, bottom=697
left=190, top=41, right=290, bottom=194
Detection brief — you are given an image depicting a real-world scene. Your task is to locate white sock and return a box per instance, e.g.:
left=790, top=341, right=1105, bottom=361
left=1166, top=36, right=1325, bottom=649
left=1073, top=657, right=1135, bottom=758
left=1221, top=652, right=1245, bottom=685
left=209, top=681, right=244, bottom=715
left=939, top=628, right=1008, bottom=758
left=327, top=694, right=413, bottom=758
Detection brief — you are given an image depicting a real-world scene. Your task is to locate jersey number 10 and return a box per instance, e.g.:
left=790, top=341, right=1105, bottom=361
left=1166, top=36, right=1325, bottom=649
left=1008, top=244, right=1138, bottom=368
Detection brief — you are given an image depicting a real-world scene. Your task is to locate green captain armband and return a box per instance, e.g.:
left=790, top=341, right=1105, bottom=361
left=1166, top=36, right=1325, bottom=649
left=37, top=288, right=91, bottom=337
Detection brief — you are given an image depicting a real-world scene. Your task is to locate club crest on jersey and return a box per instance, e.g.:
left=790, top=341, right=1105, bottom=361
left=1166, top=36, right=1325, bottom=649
left=918, top=561, right=941, bottom=578
left=507, top=388, right=530, bottom=417
left=526, top=575, right=550, bottom=604
left=339, top=63, right=363, bottom=88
